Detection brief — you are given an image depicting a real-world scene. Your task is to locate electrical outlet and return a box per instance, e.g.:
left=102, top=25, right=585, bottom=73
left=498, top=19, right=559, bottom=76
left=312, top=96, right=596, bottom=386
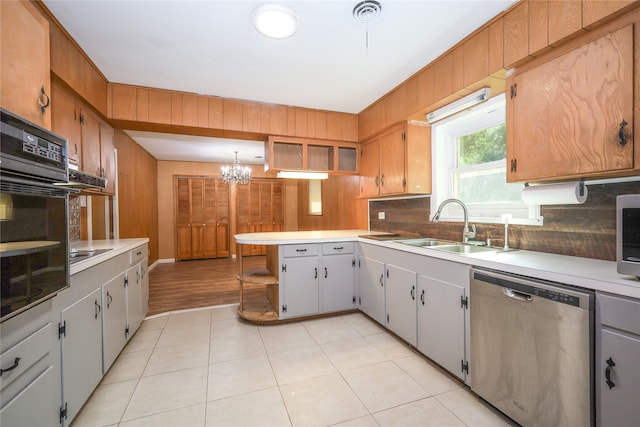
left=378, top=212, right=386, bottom=220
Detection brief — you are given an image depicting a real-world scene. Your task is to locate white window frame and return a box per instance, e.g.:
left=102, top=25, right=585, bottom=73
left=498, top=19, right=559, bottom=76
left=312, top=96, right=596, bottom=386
left=431, top=94, right=542, bottom=226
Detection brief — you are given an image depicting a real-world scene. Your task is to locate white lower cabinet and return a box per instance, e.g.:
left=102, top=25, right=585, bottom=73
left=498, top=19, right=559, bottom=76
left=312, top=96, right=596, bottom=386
left=597, top=292, right=640, bottom=427
left=102, top=272, right=128, bottom=373
left=417, top=274, right=467, bottom=381
left=126, top=264, right=143, bottom=336
left=385, top=264, right=418, bottom=346
left=357, top=242, right=470, bottom=383
left=0, top=366, right=58, bottom=427
left=60, top=288, right=103, bottom=423
left=321, top=243, right=355, bottom=313
left=358, top=256, right=386, bottom=325
left=279, top=243, right=356, bottom=319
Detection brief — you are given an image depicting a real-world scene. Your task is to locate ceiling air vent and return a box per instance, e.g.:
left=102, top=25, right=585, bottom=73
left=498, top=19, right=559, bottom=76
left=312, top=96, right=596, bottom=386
left=352, top=0, right=382, bottom=24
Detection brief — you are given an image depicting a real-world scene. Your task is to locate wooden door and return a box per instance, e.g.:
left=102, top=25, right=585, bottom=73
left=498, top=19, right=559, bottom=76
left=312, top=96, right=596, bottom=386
left=0, top=1, right=51, bottom=128
left=51, top=83, right=82, bottom=167
left=271, top=181, right=284, bottom=232
left=260, top=181, right=273, bottom=233
left=176, top=178, right=192, bottom=260
left=215, top=180, right=230, bottom=257
left=359, top=139, right=380, bottom=197
left=249, top=181, right=262, bottom=255
left=508, top=25, right=634, bottom=182
left=380, top=126, right=406, bottom=195
left=236, top=182, right=252, bottom=236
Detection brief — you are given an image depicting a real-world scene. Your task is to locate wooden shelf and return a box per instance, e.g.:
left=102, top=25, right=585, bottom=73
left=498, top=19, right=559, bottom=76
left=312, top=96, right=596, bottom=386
left=237, top=244, right=280, bottom=324
left=237, top=268, right=278, bottom=286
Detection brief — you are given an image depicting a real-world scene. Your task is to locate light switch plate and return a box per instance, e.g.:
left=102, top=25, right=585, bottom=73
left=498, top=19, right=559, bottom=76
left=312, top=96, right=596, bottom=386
left=378, top=212, right=385, bottom=220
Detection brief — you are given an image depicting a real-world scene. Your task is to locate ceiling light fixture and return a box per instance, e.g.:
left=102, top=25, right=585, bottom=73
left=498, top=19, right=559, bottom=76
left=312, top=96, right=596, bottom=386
left=426, top=87, right=491, bottom=124
left=277, top=171, right=329, bottom=180
left=222, top=151, right=252, bottom=185
left=253, top=4, right=298, bottom=39
left=352, top=0, right=382, bottom=52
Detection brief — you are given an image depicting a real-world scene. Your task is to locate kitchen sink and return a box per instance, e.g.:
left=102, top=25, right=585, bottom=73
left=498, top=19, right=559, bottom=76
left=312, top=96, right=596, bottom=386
left=396, top=238, right=456, bottom=247
left=429, top=244, right=498, bottom=254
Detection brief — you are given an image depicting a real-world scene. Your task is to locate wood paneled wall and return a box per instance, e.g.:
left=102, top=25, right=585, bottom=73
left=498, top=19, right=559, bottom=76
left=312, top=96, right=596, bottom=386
left=296, top=175, right=368, bottom=231
left=368, top=181, right=640, bottom=261
left=115, top=130, right=159, bottom=263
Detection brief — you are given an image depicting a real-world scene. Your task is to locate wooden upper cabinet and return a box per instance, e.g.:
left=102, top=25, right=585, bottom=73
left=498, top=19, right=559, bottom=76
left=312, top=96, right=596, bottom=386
left=51, top=83, right=82, bottom=167
left=463, top=29, right=489, bottom=87
left=265, top=135, right=358, bottom=174
left=110, top=84, right=137, bottom=121
left=359, top=139, right=381, bottom=197
left=81, top=108, right=102, bottom=178
left=528, top=0, right=549, bottom=55
left=1, top=1, right=51, bottom=129
left=504, top=1, right=531, bottom=68
left=583, top=1, right=637, bottom=28
left=182, top=94, right=199, bottom=127
left=148, top=89, right=172, bottom=124
left=379, top=126, right=406, bottom=195
left=548, top=0, right=584, bottom=46
left=507, top=24, right=634, bottom=182
left=488, top=18, right=504, bottom=75
left=99, top=122, right=116, bottom=194
left=433, top=54, right=454, bottom=101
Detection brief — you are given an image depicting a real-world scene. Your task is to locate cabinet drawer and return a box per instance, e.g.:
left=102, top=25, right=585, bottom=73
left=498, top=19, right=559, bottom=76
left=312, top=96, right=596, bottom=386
left=130, top=245, right=148, bottom=265
left=283, top=244, right=318, bottom=257
left=322, top=242, right=354, bottom=255
left=0, top=323, right=52, bottom=391
left=599, top=293, right=640, bottom=335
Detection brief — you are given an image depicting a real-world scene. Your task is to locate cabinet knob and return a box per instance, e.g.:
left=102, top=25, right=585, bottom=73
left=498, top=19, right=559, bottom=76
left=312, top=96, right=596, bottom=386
left=618, top=119, right=628, bottom=146
left=605, top=357, right=616, bottom=389
left=0, top=357, right=21, bottom=376
left=38, top=86, right=50, bottom=114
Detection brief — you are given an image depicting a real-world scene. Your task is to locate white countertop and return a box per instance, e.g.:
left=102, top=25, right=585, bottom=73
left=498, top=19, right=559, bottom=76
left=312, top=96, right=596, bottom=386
left=70, top=238, right=149, bottom=275
left=234, top=230, right=640, bottom=299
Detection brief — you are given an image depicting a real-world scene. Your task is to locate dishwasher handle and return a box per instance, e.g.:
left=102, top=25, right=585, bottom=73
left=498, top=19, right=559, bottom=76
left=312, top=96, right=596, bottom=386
left=503, top=288, right=533, bottom=302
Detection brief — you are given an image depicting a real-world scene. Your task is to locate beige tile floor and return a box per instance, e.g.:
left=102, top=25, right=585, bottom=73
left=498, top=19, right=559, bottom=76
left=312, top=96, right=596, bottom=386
left=72, top=304, right=517, bottom=427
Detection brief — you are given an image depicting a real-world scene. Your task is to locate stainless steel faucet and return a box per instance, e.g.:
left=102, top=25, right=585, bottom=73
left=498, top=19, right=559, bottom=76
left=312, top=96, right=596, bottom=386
left=432, top=198, right=477, bottom=243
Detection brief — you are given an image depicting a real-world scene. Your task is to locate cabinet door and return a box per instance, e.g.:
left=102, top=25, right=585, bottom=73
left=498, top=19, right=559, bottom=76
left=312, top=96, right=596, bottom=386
left=599, top=329, right=640, bottom=426
left=508, top=25, right=634, bottom=182
left=81, top=108, right=102, bottom=177
left=126, top=265, right=143, bottom=336
left=385, top=264, right=417, bottom=346
left=0, top=366, right=57, bottom=427
left=358, top=256, right=385, bottom=325
left=99, top=122, right=115, bottom=194
left=60, top=288, right=103, bottom=424
left=379, top=126, right=406, bottom=195
left=359, top=140, right=380, bottom=197
left=322, top=254, right=355, bottom=313
left=216, top=181, right=230, bottom=257
left=176, top=178, right=192, bottom=260
left=282, top=257, right=319, bottom=318
left=0, top=1, right=51, bottom=129
left=52, top=83, right=82, bottom=167
left=417, top=275, right=466, bottom=380
left=102, top=273, right=127, bottom=373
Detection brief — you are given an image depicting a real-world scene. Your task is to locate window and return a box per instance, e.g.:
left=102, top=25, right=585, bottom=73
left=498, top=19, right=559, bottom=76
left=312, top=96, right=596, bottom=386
left=308, top=179, right=322, bottom=215
left=431, top=94, right=541, bottom=225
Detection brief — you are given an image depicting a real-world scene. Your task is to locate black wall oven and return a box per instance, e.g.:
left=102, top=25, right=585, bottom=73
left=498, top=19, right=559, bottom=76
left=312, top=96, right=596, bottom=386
left=1, top=108, right=76, bottom=321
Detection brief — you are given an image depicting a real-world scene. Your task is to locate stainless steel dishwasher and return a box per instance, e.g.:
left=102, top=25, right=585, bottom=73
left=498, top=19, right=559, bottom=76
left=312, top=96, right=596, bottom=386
left=470, top=268, right=594, bottom=427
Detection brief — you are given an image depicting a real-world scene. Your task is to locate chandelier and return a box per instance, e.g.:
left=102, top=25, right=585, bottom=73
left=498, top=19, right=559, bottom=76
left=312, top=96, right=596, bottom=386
left=221, top=151, right=252, bottom=185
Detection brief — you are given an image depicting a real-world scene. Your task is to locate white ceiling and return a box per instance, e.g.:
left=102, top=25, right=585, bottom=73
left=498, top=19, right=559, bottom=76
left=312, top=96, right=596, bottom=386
left=43, top=0, right=516, bottom=164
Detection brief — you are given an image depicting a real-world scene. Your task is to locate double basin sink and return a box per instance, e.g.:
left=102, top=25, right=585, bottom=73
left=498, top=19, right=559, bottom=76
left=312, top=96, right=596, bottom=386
left=395, top=238, right=511, bottom=254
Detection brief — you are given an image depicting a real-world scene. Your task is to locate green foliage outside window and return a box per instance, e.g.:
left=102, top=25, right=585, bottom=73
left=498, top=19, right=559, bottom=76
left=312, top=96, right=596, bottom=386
left=457, top=123, right=506, bottom=166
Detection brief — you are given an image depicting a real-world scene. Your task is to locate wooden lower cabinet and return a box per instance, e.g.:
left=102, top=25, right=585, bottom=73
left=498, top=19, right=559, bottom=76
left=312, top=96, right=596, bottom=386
left=176, top=177, right=229, bottom=260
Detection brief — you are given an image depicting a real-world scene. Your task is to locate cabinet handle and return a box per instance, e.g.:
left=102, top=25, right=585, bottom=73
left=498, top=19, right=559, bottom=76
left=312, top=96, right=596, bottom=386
left=605, top=357, right=616, bottom=389
left=375, top=176, right=379, bottom=188
left=314, top=267, right=318, bottom=279
left=94, top=299, right=101, bottom=319
left=107, top=291, right=113, bottom=308
left=0, top=357, right=21, bottom=376
left=333, top=246, right=344, bottom=251
left=324, top=267, right=328, bottom=278
left=618, top=119, right=628, bottom=146
left=410, top=285, right=415, bottom=300
left=380, top=175, right=385, bottom=186
left=420, top=289, right=425, bottom=305
left=379, top=274, right=384, bottom=287
left=296, top=249, right=307, bottom=253
left=38, top=86, right=50, bottom=114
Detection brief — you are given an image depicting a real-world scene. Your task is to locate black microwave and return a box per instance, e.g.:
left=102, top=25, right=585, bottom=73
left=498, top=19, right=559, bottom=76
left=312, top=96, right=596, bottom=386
left=617, top=194, right=640, bottom=278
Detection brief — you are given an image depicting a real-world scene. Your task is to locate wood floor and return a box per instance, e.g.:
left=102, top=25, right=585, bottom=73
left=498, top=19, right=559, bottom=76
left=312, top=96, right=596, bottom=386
left=147, top=256, right=266, bottom=316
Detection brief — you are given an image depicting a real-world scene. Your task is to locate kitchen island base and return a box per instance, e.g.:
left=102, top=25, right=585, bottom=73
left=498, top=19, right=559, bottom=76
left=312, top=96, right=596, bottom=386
left=236, top=244, right=280, bottom=323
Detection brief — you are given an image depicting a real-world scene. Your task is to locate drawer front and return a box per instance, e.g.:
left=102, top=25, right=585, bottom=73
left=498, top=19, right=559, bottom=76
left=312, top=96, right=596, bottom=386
left=0, top=323, right=52, bottom=391
left=283, top=244, right=318, bottom=258
left=130, top=245, right=148, bottom=265
left=322, top=242, right=354, bottom=255
left=599, top=293, right=640, bottom=335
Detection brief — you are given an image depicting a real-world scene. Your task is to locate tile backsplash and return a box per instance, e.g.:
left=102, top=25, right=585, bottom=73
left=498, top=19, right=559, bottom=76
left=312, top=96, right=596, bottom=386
left=369, top=181, right=640, bottom=261
left=69, top=195, right=81, bottom=242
